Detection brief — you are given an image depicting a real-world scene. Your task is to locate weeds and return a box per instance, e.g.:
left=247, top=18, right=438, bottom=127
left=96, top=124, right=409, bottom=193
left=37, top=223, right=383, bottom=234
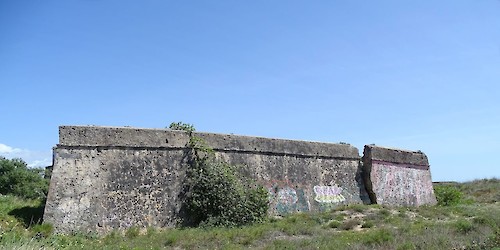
left=124, top=226, right=140, bottom=238
left=31, top=223, right=53, bottom=238
left=325, top=220, right=341, bottom=229
left=397, top=242, right=416, bottom=250
left=378, top=208, right=391, bottom=218
left=454, top=219, right=474, bottom=234
left=361, top=221, right=375, bottom=228
left=362, top=228, right=393, bottom=245
left=434, top=185, right=463, bottom=206
left=348, top=203, right=367, bottom=212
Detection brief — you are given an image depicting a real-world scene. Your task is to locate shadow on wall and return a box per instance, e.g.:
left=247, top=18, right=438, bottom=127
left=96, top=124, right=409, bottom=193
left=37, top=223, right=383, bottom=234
left=174, top=148, right=195, bottom=227
left=356, top=162, right=372, bottom=205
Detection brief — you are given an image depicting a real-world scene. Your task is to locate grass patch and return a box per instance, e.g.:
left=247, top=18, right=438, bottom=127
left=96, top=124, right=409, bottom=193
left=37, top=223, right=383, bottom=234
left=459, top=178, right=500, bottom=204
left=325, top=220, right=341, bottom=229
left=124, top=226, right=140, bottom=238
left=361, top=221, right=375, bottom=228
left=362, top=228, right=393, bottom=245
left=454, top=219, right=474, bottom=234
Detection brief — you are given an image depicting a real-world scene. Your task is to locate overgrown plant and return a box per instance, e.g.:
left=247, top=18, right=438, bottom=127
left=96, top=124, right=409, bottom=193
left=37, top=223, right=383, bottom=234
left=171, top=122, right=269, bottom=227
left=434, top=185, right=463, bottom=206
left=168, top=122, right=196, bottom=134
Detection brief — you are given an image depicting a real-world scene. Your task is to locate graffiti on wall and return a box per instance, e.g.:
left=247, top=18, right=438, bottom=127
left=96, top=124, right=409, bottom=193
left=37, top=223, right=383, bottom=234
left=313, top=183, right=346, bottom=212
left=276, top=187, right=298, bottom=205
left=265, top=180, right=349, bottom=214
left=266, top=180, right=310, bottom=215
left=313, top=185, right=346, bottom=203
left=372, top=162, right=434, bottom=206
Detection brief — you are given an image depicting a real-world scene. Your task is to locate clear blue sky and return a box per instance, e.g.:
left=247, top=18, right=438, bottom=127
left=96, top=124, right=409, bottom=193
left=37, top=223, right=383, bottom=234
left=1, top=1, right=499, bottom=182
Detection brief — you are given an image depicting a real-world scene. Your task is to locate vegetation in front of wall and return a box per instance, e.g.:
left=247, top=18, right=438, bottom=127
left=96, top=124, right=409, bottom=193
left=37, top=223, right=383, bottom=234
left=0, top=157, right=49, bottom=200
left=169, top=122, right=269, bottom=227
left=434, top=184, right=467, bottom=206
left=0, top=178, right=499, bottom=249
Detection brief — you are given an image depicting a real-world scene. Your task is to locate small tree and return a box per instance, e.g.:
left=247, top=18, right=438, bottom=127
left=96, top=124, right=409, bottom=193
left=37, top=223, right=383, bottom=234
left=0, top=157, right=49, bottom=200
left=434, top=185, right=463, bottom=206
left=171, top=122, right=269, bottom=227
left=185, top=154, right=269, bottom=227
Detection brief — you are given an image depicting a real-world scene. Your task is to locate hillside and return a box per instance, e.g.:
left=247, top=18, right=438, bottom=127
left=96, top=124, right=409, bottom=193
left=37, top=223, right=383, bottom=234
left=0, top=179, right=499, bottom=249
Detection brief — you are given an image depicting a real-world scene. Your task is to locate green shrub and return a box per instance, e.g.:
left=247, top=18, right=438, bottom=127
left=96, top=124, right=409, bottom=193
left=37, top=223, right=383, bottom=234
left=434, top=185, right=463, bottom=206
left=185, top=156, right=269, bottom=227
left=173, top=122, right=269, bottom=227
left=168, top=122, right=196, bottom=133
left=0, top=157, right=49, bottom=200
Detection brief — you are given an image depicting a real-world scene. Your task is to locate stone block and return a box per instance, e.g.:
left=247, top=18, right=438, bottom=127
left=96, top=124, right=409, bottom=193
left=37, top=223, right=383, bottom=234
left=362, top=145, right=437, bottom=206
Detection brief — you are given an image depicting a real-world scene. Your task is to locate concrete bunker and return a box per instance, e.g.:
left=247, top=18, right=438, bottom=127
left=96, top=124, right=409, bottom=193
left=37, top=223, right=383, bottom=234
left=44, top=126, right=436, bottom=233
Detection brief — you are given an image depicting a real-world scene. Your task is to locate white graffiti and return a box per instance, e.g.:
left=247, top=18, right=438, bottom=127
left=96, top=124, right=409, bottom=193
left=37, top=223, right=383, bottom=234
left=276, top=187, right=298, bottom=205
left=313, top=185, right=346, bottom=203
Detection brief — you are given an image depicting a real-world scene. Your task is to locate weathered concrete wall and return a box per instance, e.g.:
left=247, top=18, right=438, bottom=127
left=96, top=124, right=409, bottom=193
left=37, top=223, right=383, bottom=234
left=44, top=126, right=370, bottom=233
left=362, top=145, right=437, bottom=206
left=45, top=126, right=438, bottom=233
